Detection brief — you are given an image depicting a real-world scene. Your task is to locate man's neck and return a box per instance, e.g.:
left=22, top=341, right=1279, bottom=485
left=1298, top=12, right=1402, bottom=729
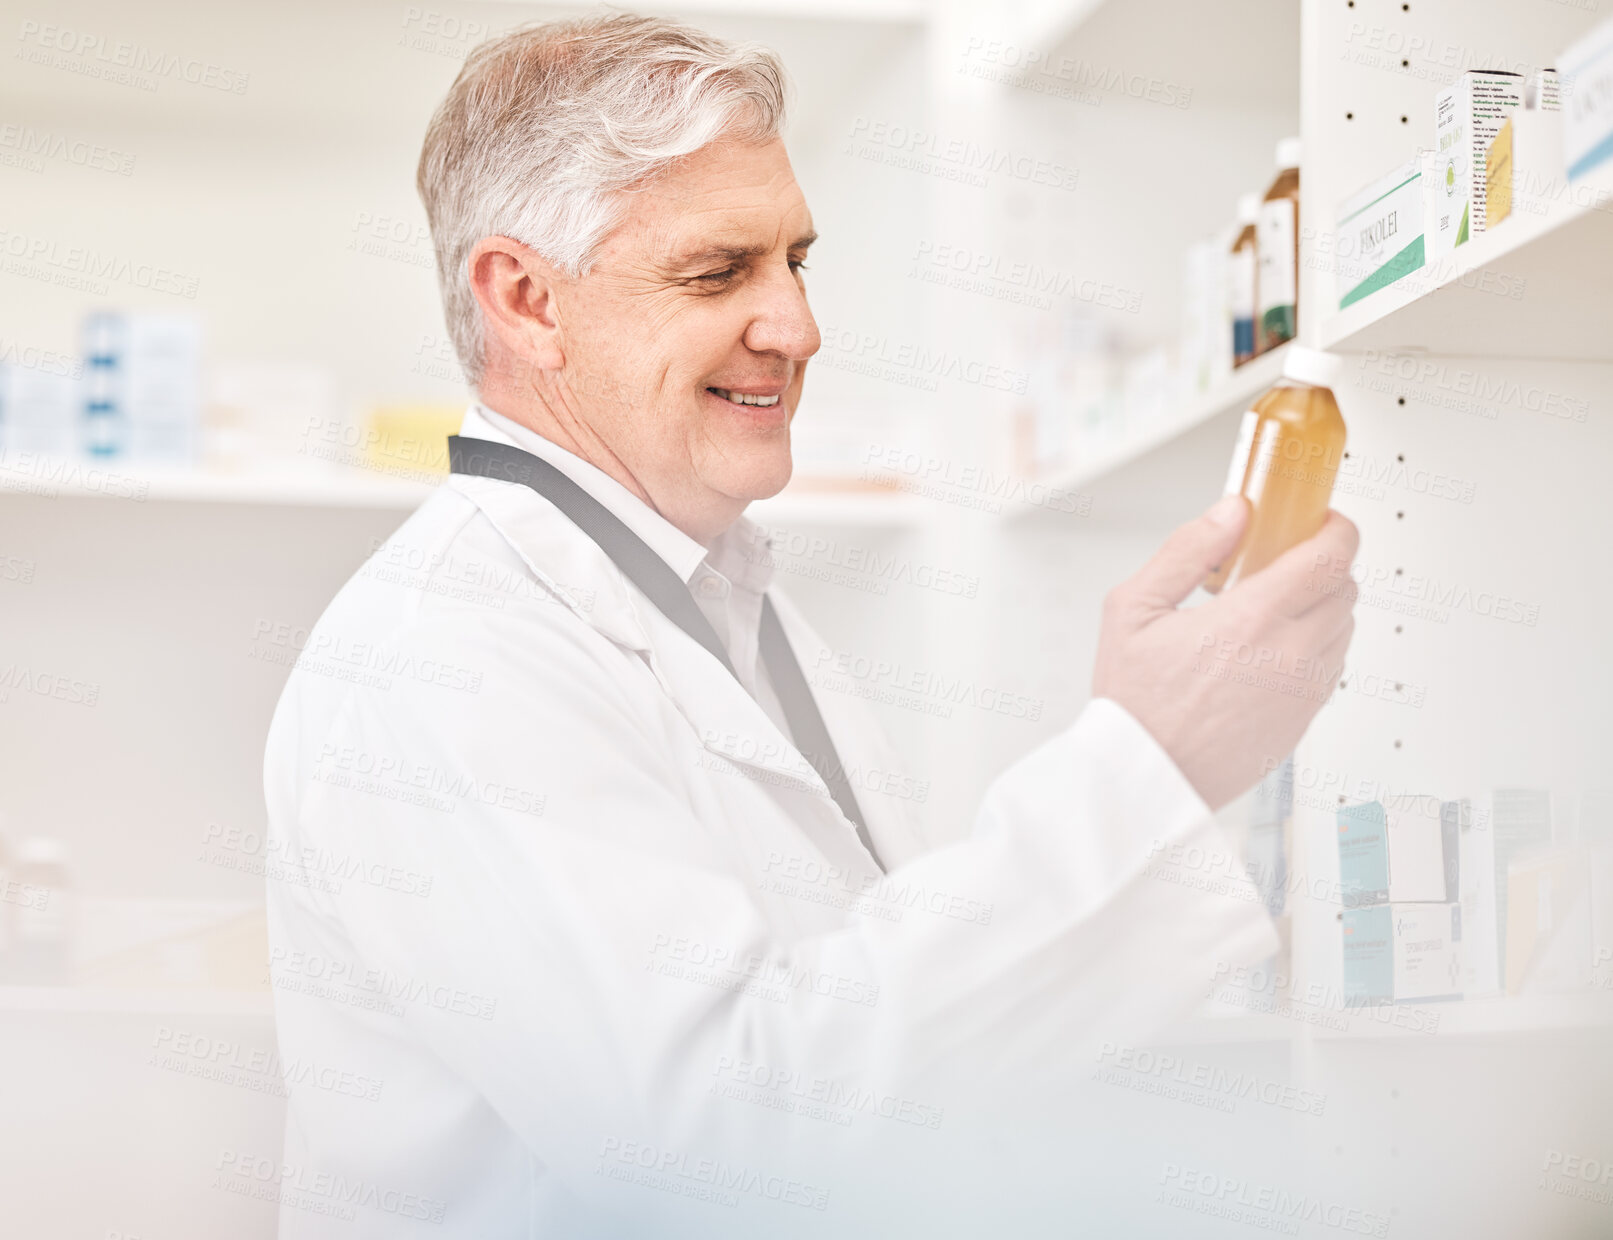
left=480, top=381, right=648, bottom=502
left=474, top=380, right=742, bottom=546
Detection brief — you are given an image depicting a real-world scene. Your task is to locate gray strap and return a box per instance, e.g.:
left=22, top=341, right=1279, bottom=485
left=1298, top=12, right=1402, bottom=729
left=448, top=435, right=882, bottom=870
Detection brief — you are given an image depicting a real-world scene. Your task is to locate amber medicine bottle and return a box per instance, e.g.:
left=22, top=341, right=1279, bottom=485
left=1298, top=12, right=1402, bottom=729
left=1203, top=345, right=1346, bottom=593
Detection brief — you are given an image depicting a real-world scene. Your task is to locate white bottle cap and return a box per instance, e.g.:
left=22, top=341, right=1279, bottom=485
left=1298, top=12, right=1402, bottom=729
left=1236, top=192, right=1261, bottom=224
left=1275, top=136, right=1303, bottom=171
left=1280, top=344, right=1344, bottom=389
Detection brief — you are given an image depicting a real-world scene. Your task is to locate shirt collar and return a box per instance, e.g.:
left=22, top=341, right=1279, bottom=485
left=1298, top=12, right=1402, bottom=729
left=705, top=517, right=775, bottom=597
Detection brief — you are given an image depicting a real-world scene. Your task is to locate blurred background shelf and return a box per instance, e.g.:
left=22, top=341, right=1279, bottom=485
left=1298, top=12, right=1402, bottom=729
left=0, top=459, right=436, bottom=509
left=0, top=457, right=935, bottom=527
left=999, top=343, right=1289, bottom=519
left=1160, top=993, right=1613, bottom=1045
left=1310, top=993, right=1613, bottom=1041
left=750, top=487, right=933, bottom=528
left=1159, top=1010, right=1296, bottom=1045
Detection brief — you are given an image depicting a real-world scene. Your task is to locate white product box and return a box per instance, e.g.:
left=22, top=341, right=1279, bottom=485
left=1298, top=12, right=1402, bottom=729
left=1337, top=795, right=1457, bottom=907
left=1490, top=107, right=1567, bottom=226
left=1180, top=239, right=1215, bottom=397
left=1491, top=788, right=1552, bottom=991
left=1387, top=794, right=1457, bottom=902
left=1525, top=68, right=1562, bottom=112
left=1121, top=345, right=1172, bottom=431
left=1336, top=157, right=1427, bottom=310
left=1181, top=230, right=1234, bottom=397
left=124, top=314, right=202, bottom=463
left=1505, top=846, right=1594, bottom=995
left=1589, top=844, right=1613, bottom=989
left=1, top=364, right=81, bottom=457
left=1393, top=902, right=1463, bottom=1001
left=1343, top=901, right=1462, bottom=1003
left=1430, top=70, right=1524, bottom=257
left=1455, top=798, right=1501, bottom=999
left=1562, top=17, right=1613, bottom=182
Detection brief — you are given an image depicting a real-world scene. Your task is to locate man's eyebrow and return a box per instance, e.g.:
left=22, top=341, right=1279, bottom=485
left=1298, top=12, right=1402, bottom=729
left=668, top=242, right=767, bottom=269
left=665, top=231, right=818, bottom=270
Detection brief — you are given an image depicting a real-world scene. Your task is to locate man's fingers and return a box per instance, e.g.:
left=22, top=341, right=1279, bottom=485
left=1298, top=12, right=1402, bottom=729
left=1235, top=510, right=1360, bottom=618
left=1115, top=494, right=1249, bottom=614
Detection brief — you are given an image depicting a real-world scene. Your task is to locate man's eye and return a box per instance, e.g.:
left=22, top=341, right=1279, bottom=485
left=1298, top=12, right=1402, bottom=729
left=695, top=269, right=735, bottom=284
left=789, top=260, right=810, bottom=274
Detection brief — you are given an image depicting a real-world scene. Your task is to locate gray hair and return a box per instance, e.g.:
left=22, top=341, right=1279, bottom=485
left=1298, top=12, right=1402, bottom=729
left=416, top=14, right=790, bottom=387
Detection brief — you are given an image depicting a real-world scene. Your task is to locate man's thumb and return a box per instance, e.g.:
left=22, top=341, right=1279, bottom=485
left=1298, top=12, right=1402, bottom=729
left=1127, top=494, right=1248, bottom=609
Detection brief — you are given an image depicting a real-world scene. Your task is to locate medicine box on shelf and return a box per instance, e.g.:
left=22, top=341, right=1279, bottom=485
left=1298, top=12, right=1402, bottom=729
left=1338, top=797, right=1458, bottom=908
left=1335, top=158, right=1428, bottom=310
left=1343, top=902, right=1463, bottom=1004
left=1562, top=16, right=1613, bottom=182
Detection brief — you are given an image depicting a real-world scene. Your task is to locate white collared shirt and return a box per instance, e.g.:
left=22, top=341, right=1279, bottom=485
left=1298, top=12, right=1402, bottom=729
left=473, top=401, right=792, bottom=738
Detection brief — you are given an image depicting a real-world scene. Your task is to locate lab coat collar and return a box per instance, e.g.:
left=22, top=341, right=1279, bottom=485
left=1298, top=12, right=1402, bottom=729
left=445, top=406, right=846, bottom=815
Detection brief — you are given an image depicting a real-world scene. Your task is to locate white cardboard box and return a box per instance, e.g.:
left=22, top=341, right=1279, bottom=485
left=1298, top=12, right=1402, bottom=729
left=1336, top=157, right=1427, bottom=310
left=1430, top=70, right=1523, bottom=257
left=1562, top=17, right=1613, bottom=182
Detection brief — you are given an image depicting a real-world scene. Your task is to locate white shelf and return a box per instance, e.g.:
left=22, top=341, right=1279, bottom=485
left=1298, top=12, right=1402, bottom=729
left=0, top=456, right=933, bottom=527
left=1158, top=1010, right=1294, bottom=1045
left=1309, top=992, right=1613, bottom=1041
left=1155, top=992, right=1613, bottom=1045
left=0, top=458, right=436, bottom=510
left=1000, top=344, right=1290, bottom=521
left=1321, top=162, right=1613, bottom=362
left=749, top=487, right=930, bottom=528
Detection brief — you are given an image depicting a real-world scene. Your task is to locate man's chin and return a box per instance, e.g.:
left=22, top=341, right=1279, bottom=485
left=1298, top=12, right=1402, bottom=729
left=721, top=452, right=794, bottom=505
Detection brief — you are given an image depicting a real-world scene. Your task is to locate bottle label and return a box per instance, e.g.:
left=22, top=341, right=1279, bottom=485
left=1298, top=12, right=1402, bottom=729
left=14, top=885, right=67, bottom=943
left=1229, top=248, right=1257, bottom=358
left=1229, top=249, right=1256, bottom=318
left=1244, top=420, right=1284, bottom=503
left=1233, top=317, right=1256, bottom=360
left=1223, top=410, right=1260, bottom=494
left=1258, top=198, right=1297, bottom=313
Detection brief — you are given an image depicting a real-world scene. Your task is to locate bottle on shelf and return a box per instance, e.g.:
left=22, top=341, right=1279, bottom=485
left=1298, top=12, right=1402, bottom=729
left=1203, top=345, right=1345, bottom=593
left=82, top=311, right=126, bottom=459
left=1256, top=137, right=1302, bottom=353
left=5, top=838, right=74, bottom=985
left=1229, top=192, right=1261, bottom=367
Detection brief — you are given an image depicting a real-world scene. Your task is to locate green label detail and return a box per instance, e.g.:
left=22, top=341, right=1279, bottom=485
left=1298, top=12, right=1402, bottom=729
left=1339, top=236, right=1426, bottom=309
left=1259, top=305, right=1296, bottom=352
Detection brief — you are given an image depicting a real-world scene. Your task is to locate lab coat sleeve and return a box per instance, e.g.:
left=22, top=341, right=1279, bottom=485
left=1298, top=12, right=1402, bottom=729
left=268, top=608, right=1275, bottom=1219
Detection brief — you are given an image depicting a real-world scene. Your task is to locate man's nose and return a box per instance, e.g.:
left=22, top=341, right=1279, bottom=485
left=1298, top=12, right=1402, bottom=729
left=744, top=264, right=820, bottom=362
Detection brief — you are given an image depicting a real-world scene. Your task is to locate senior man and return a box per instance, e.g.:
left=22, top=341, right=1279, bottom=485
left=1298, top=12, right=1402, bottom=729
left=264, top=14, right=1358, bottom=1238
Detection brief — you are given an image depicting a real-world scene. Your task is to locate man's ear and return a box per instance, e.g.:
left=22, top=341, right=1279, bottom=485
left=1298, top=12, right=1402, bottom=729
left=467, top=236, right=566, bottom=382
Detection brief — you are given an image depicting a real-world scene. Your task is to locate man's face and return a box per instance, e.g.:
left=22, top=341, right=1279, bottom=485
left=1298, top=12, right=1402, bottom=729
left=550, top=136, right=819, bottom=522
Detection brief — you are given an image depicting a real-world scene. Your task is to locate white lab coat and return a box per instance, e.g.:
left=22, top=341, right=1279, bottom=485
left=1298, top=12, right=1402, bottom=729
left=262, top=406, right=1276, bottom=1238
